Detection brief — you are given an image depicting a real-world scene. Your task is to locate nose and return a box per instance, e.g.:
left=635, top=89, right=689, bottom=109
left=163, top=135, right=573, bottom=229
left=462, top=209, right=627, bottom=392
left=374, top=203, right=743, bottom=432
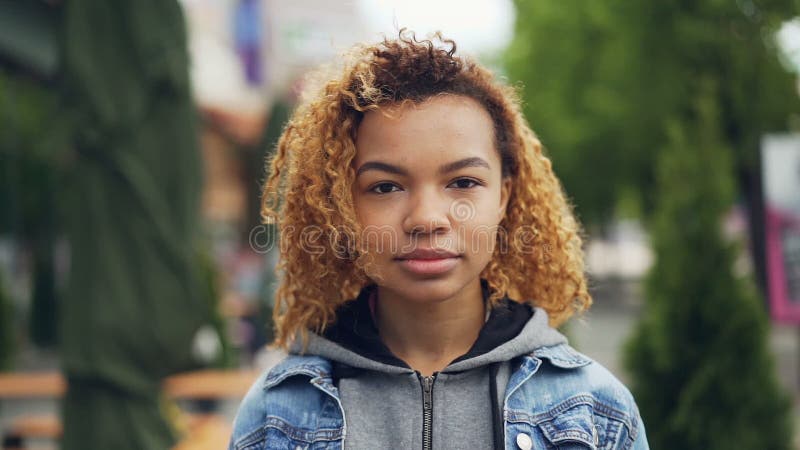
left=402, top=191, right=452, bottom=236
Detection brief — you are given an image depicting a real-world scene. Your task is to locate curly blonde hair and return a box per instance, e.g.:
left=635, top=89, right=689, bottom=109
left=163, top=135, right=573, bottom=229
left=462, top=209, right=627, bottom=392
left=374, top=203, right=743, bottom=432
left=262, top=30, right=592, bottom=350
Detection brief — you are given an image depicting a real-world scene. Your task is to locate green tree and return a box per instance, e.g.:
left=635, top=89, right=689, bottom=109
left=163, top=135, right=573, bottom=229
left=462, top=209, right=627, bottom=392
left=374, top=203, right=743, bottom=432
left=624, top=79, right=793, bottom=449
left=0, top=271, right=13, bottom=371
left=505, top=1, right=799, bottom=241
left=0, top=70, right=66, bottom=350
left=506, top=3, right=799, bottom=445
left=505, top=1, right=647, bottom=227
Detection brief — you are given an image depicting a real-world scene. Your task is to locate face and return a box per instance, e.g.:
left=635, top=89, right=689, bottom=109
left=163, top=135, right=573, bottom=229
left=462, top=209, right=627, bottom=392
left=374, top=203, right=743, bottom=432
left=351, top=94, right=512, bottom=305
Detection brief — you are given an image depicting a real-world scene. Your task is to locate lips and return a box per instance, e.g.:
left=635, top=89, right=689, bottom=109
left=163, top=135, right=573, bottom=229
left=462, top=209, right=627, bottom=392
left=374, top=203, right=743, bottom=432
left=394, top=247, right=461, bottom=276
left=395, top=248, right=460, bottom=260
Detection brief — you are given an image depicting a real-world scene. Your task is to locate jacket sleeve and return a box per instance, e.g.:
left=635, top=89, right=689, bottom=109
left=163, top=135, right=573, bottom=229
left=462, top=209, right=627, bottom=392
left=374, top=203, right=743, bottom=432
left=228, top=369, right=271, bottom=450
left=628, top=402, right=650, bottom=450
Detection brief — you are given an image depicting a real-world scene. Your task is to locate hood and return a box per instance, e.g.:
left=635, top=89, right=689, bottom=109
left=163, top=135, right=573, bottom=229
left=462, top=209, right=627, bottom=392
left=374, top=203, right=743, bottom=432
left=288, top=280, right=568, bottom=375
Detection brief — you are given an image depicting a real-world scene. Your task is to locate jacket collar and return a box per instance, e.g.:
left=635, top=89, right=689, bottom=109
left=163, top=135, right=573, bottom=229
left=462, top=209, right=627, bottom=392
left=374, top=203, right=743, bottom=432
left=263, top=354, right=332, bottom=390
left=529, top=342, right=592, bottom=369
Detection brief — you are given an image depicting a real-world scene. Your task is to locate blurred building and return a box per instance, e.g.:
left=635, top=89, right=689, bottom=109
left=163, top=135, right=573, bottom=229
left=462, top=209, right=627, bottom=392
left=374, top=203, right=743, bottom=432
left=177, top=0, right=373, bottom=362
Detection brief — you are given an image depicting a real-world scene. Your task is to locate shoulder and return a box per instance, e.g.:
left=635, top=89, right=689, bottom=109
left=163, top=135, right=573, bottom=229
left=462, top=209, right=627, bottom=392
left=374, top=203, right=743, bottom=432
left=539, top=344, right=638, bottom=409
left=228, top=354, right=334, bottom=450
left=512, top=343, right=649, bottom=449
left=229, top=367, right=271, bottom=449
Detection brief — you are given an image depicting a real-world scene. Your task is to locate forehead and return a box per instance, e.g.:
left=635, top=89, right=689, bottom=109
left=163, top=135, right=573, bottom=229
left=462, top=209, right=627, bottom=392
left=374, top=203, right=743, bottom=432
left=353, top=94, right=498, bottom=167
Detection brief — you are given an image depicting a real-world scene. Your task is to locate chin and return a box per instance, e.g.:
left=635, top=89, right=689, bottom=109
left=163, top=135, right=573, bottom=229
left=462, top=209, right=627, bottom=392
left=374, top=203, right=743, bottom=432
left=381, top=273, right=468, bottom=304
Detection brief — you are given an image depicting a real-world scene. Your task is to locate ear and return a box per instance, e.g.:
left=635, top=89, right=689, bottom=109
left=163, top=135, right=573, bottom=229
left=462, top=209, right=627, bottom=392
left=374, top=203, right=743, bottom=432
left=498, top=177, right=512, bottom=221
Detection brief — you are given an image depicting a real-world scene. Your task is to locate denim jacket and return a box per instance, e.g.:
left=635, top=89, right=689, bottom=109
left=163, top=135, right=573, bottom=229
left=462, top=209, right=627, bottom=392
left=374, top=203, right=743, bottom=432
left=229, top=342, right=649, bottom=450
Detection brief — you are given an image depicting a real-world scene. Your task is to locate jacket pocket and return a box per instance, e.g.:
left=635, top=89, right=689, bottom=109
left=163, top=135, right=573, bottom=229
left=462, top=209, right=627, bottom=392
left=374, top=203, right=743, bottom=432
left=507, top=394, right=629, bottom=450
left=233, top=416, right=343, bottom=450
left=537, top=402, right=601, bottom=449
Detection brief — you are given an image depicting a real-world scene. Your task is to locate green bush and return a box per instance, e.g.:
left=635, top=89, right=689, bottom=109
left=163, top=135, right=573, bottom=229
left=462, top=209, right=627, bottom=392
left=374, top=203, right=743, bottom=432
left=623, top=80, right=793, bottom=450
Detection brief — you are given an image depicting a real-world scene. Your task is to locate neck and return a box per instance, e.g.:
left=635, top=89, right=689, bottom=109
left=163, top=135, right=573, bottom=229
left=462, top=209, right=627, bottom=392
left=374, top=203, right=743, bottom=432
left=375, top=279, right=485, bottom=376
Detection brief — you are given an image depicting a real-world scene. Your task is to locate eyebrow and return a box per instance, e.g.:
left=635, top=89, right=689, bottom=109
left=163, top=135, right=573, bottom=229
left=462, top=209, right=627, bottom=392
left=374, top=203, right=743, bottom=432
left=355, top=157, right=491, bottom=178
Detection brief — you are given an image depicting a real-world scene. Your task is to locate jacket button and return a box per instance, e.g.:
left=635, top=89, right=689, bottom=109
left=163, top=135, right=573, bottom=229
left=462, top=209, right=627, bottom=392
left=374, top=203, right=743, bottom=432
left=516, top=432, right=532, bottom=450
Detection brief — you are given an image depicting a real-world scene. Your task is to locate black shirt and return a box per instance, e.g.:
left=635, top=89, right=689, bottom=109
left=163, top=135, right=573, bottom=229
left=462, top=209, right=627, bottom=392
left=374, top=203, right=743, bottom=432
left=322, top=278, right=534, bottom=369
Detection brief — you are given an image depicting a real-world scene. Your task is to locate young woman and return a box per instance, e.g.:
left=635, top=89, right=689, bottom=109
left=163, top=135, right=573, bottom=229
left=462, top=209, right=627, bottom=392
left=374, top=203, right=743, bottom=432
left=229, top=31, right=650, bottom=450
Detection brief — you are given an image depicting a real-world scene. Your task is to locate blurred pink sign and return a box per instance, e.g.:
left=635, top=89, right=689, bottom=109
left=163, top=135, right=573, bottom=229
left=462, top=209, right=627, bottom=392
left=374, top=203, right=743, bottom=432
left=762, top=134, right=800, bottom=323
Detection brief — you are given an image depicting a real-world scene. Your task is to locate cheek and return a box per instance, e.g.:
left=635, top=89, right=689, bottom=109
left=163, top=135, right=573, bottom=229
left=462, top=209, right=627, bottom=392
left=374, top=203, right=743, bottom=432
left=456, top=212, right=505, bottom=257
left=363, top=228, right=399, bottom=256
left=353, top=196, right=378, bottom=230
left=355, top=206, right=400, bottom=256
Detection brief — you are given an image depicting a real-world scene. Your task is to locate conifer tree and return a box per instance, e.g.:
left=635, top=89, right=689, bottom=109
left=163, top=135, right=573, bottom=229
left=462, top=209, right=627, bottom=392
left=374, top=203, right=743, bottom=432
left=623, top=79, right=793, bottom=449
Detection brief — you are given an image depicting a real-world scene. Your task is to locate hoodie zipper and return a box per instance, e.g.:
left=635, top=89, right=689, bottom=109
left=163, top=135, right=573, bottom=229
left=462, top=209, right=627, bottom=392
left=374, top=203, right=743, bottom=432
left=417, top=371, right=438, bottom=450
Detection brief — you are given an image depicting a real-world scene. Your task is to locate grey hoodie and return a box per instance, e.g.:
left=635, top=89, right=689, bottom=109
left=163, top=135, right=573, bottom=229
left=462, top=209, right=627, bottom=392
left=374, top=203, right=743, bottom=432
left=288, top=282, right=567, bottom=450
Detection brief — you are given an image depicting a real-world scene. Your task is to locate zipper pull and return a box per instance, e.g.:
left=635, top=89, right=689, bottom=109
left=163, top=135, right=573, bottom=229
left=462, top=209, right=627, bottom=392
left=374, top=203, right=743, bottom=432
left=422, top=375, right=434, bottom=407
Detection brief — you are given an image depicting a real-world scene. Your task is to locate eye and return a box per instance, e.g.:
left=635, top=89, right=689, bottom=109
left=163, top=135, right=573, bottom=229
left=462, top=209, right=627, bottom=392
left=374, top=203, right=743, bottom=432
left=448, top=178, right=481, bottom=189
left=369, top=182, right=402, bottom=194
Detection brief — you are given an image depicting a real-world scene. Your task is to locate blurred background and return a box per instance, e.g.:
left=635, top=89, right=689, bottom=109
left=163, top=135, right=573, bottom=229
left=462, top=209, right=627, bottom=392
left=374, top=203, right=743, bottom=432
left=1, top=0, right=800, bottom=449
